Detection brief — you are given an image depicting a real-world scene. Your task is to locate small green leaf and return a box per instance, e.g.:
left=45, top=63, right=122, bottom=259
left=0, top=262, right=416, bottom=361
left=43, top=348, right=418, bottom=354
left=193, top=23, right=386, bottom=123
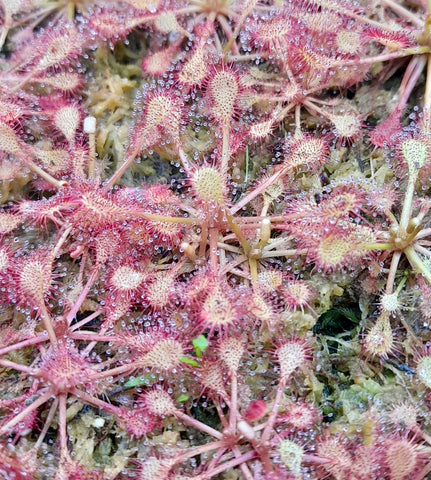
left=124, top=374, right=154, bottom=388
left=192, top=335, right=208, bottom=358
left=177, top=394, right=189, bottom=402
left=180, top=356, right=200, bottom=367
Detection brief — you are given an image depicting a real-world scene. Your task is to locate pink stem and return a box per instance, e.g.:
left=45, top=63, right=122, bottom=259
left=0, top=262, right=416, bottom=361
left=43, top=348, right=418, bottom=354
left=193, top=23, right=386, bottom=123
left=175, top=440, right=226, bottom=462
left=34, top=398, right=59, bottom=449
left=202, top=450, right=257, bottom=479
left=413, top=461, right=431, bottom=480
left=175, top=410, right=223, bottom=440
left=0, top=334, right=48, bottom=356
left=58, top=394, right=68, bottom=455
left=66, top=267, right=100, bottom=325
left=104, top=133, right=149, bottom=189
left=0, top=389, right=52, bottom=435
left=209, top=227, right=219, bottom=270
left=230, top=168, right=285, bottom=214
left=40, top=303, right=57, bottom=345
left=0, top=358, right=34, bottom=374
left=217, top=14, right=239, bottom=55
left=228, top=371, right=238, bottom=433
left=385, top=251, right=402, bottom=294
left=303, top=454, right=331, bottom=465
left=337, top=47, right=429, bottom=67
left=69, top=332, right=117, bottom=342
left=70, top=388, right=119, bottom=412
left=205, top=446, right=228, bottom=473
left=232, top=446, right=255, bottom=480
left=69, top=309, right=104, bottom=332
left=260, top=377, right=286, bottom=445
left=417, top=228, right=431, bottom=239
left=398, top=56, right=427, bottom=106
left=95, top=361, right=136, bottom=379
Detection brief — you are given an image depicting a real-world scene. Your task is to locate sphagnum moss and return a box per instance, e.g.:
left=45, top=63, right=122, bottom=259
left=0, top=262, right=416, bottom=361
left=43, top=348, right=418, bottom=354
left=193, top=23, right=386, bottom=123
left=2, top=1, right=431, bottom=479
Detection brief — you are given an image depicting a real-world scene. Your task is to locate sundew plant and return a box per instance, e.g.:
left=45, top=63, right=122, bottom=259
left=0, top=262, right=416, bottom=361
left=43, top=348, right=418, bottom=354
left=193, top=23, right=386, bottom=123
left=3, top=0, right=431, bottom=479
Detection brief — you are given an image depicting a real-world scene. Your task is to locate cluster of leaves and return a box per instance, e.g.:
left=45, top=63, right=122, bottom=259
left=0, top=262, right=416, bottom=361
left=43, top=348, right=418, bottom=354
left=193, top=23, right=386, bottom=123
left=2, top=0, right=431, bottom=479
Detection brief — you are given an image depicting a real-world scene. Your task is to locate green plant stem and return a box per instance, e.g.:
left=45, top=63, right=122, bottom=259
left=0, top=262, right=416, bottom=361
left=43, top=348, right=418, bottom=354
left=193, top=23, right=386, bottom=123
left=249, top=257, right=258, bottom=281
left=405, top=246, right=431, bottom=283
left=400, top=170, right=418, bottom=232
left=394, top=274, right=408, bottom=295
left=67, top=2, right=75, bottom=20
left=88, top=132, right=96, bottom=178
left=225, top=210, right=251, bottom=256
left=360, top=243, right=394, bottom=250
left=421, top=54, right=431, bottom=133
left=261, top=249, right=300, bottom=258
